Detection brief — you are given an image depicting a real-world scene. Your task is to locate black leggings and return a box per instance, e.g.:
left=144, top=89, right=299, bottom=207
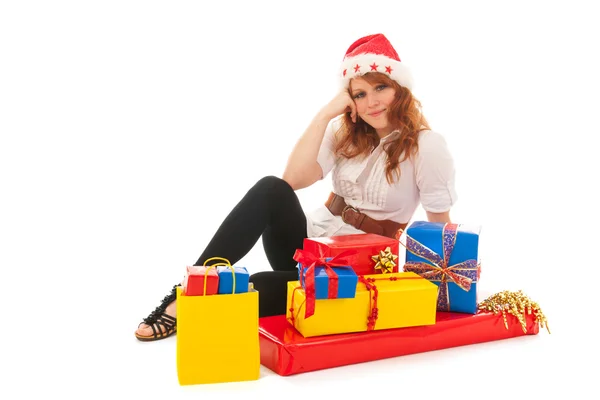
left=192, top=176, right=308, bottom=317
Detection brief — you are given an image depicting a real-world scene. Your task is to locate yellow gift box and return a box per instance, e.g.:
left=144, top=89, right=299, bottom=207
left=176, top=286, right=260, bottom=385
left=286, top=272, right=438, bottom=337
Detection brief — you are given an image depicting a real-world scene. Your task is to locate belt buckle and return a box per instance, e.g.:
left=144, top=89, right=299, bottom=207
left=341, top=205, right=359, bottom=224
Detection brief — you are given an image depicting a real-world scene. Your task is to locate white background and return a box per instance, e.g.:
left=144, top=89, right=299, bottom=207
left=1, top=0, right=597, bottom=398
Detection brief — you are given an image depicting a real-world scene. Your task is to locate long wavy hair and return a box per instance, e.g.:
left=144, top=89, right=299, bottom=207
left=334, top=72, right=430, bottom=184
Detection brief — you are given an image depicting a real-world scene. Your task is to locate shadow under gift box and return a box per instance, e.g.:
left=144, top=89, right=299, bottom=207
left=259, top=311, right=540, bottom=376
left=176, top=287, right=260, bottom=385
left=286, top=272, right=438, bottom=337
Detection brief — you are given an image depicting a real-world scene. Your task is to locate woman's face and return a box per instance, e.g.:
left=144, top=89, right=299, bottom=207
left=350, top=77, right=397, bottom=138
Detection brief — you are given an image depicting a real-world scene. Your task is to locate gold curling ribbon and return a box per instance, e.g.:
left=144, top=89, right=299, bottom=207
left=477, top=290, right=550, bottom=334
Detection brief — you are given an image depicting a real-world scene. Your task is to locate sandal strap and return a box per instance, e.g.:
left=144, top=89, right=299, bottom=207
left=159, top=313, right=176, bottom=325
left=146, top=312, right=177, bottom=339
left=150, top=322, right=159, bottom=338
left=142, top=284, right=180, bottom=325
left=155, top=313, right=177, bottom=338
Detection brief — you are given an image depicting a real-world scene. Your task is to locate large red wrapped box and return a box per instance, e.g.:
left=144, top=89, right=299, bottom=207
left=303, top=233, right=400, bottom=275
left=259, top=311, right=540, bottom=376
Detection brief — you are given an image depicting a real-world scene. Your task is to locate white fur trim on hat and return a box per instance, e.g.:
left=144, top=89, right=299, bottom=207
left=340, top=53, right=414, bottom=90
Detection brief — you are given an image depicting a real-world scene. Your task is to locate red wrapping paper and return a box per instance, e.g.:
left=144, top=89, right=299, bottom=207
left=303, top=234, right=399, bottom=276
left=259, top=311, right=540, bottom=376
left=183, top=266, right=219, bottom=296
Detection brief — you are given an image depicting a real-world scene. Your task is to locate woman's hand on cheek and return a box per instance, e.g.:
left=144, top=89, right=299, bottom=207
left=320, top=91, right=357, bottom=123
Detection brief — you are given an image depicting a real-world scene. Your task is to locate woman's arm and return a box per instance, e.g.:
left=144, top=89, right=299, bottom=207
left=415, top=130, right=458, bottom=223
left=282, top=92, right=357, bottom=191
left=426, top=210, right=451, bottom=223
left=282, top=111, right=331, bottom=191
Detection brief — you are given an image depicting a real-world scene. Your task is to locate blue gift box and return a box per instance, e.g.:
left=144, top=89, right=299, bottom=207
left=404, top=221, right=481, bottom=314
left=216, top=266, right=250, bottom=294
left=298, top=261, right=358, bottom=299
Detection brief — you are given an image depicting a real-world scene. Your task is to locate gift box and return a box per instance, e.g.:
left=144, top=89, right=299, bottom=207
left=176, top=286, right=260, bottom=384
left=404, top=221, right=481, bottom=313
left=294, top=249, right=358, bottom=308
left=286, top=272, right=438, bottom=337
left=183, top=266, right=219, bottom=296
left=303, top=233, right=400, bottom=275
left=260, top=310, right=540, bottom=376
left=299, top=265, right=357, bottom=299
left=217, top=265, right=250, bottom=294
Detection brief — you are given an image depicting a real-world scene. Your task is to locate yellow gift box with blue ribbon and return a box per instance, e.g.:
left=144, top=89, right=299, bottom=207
left=176, top=257, right=259, bottom=385
left=286, top=272, right=438, bottom=338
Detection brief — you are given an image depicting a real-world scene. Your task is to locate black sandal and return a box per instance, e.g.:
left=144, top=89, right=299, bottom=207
left=135, top=284, right=180, bottom=342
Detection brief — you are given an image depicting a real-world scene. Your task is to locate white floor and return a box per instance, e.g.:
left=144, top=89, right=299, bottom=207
left=123, top=286, right=584, bottom=400
left=3, top=242, right=589, bottom=400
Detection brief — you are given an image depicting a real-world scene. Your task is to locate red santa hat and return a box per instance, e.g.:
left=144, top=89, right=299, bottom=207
left=340, top=33, right=414, bottom=90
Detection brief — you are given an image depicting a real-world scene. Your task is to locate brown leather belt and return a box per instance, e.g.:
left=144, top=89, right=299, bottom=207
left=325, top=192, right=406, bottom=239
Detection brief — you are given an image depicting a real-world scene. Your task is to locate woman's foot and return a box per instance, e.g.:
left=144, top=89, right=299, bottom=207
left=135, top=284, right=180, bottom=341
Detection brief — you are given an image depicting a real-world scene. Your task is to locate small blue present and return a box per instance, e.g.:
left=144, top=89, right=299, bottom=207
left=216, top=266, right=250, bottom=294
left=404, top=221, right=481, bottom=314
left=298, top=259, right=358, bottom=300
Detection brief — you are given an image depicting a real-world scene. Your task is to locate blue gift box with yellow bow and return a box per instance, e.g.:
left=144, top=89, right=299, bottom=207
left=404, top=221, right=481, bottom=314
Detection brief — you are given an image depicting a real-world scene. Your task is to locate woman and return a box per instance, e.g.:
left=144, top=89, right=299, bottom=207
left=135, top=33, right=457, bottom=341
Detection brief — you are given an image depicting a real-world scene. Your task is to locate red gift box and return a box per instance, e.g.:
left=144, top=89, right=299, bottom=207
left=183, top=266, right=219, bottom=296
left=259, top=311, right=540, bottom=376
left=303, top=234, right=399, bottom=276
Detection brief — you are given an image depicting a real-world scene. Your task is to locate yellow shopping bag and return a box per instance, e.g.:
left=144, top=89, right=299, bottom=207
left=176, top=257, right=260, bottom=385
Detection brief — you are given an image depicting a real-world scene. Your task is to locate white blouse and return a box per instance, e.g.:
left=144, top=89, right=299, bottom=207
left=305, top=117, right=457, bottom=238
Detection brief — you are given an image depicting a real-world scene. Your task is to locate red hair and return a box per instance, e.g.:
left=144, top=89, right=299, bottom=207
left=335, top=72, right=430, bottom=184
